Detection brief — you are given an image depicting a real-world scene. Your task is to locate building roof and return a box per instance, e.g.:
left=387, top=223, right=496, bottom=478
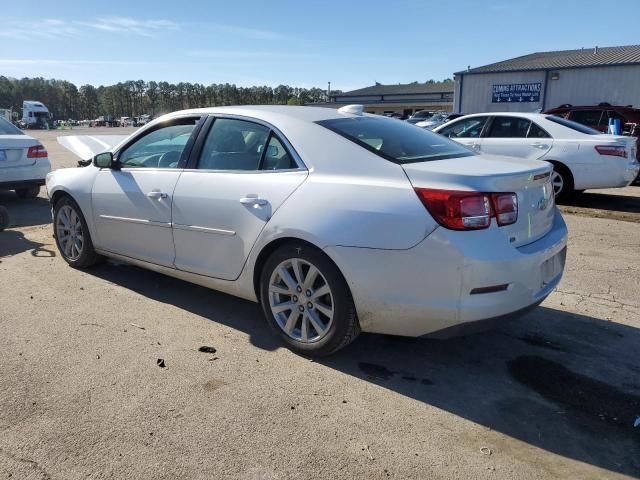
left=458, top=44, right=640, bottom=75
left=333, top=81, right=454, bottom=97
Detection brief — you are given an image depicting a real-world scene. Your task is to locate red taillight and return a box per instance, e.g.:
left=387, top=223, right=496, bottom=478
left=414, top=188, right=518, bottom=230
left=414, top=189, right=491, bottom=230
left=27, top=145, right=47, bottom=158
left=595, top=145, right=627, bottom=158
left=492, top=192, right=518, bottom=226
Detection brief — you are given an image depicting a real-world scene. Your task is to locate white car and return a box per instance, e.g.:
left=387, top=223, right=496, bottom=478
left=48, top=105, right=567, bottom=356
left=434, top=113, right=640, bottom=200
left=0, top=117, right=51, bottom=198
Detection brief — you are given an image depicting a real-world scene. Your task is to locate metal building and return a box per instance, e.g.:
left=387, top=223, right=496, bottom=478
left=454, top=45, right=640, bottom=114
left=314, top=82, right=454, bottom=116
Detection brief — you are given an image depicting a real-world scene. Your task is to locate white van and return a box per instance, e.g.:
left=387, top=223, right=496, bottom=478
left=22, top=101, right=51, bottom=129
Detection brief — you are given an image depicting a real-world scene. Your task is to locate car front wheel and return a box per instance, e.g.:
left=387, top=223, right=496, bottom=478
left=260, top=242, right=360, bottom=356
left=53, top=196, right=102, bottom=268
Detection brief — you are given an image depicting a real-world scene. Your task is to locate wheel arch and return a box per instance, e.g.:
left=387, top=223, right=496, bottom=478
left=252, top=236, right=341, bottom=303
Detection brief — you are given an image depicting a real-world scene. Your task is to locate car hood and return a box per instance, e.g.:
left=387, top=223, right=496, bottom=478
left=57, top=135, right=128, bottom=160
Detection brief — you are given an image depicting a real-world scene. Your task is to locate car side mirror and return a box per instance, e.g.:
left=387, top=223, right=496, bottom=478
left=93, top=152, right=118, bottom=169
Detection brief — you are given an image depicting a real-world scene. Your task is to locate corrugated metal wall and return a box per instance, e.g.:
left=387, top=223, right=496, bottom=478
left=455, top=71, right=546, bottom=113
left=545, top=65, right=640, bottom=109
left=455, top=65, right=640, bottom=113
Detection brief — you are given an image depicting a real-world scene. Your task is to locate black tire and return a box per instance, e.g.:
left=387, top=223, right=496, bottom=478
left=0, top=206, right=9, bottom=231
left=259, top=242, right=360, bottom=356
left=550, top=163, right=574, bottom=203
left=15, top=186, right=40, bottom=199
left=53, top=196, right=102, bottom=268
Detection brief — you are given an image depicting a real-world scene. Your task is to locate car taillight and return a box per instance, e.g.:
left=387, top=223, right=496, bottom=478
left=414, top=189, right=491, bottom=230
left=414, top=188, right=518, bottom=230
left=492, top=192, right=518, bottom=226
left=595, top=145, right=627, bottom=158
left=27, top=145, right=47, bottom=158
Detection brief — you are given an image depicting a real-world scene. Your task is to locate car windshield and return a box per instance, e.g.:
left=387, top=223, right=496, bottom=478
left=317, top=116, right=474, bottom=163
left=0, top=117, right=23, bottom=135
left=545, top=115, right=601, bottom=135
left=413, top=111, right=431, bottom=118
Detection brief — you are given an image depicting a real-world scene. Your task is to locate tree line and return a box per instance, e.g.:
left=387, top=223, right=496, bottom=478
left=0, top=76, right=343, bottom=120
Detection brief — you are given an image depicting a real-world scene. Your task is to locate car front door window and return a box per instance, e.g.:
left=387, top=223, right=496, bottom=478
left=118, top=119, right=198, bottom=168
left=438, top=117, right=488, bottom=138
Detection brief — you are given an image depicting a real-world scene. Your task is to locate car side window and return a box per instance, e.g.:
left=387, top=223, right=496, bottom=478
left=487, top=116, right=531, bottom=138
left=197, top=118, right=270, bottom=171
left=261, top=135, right=296, bottom=170
left=118, top=118, right=198, bottom=168
left=438, top=117, right=488, bottom=138
left=527, top=122, right=551, bottom=138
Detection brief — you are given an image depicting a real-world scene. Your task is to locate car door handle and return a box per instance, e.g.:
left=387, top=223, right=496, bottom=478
left=532, top=143, right=549, bottom=149
left=470, top=143, right=481, bottom=150
left=147, top=191, right=168, bottom=199
left=240, top=195, right=268, bottom=206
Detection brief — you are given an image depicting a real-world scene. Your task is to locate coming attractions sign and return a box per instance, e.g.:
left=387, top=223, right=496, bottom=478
left=492, top=83, right=542, bottom=103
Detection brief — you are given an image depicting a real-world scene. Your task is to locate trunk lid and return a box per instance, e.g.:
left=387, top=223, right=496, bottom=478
left=402, top=154, right=555, bottom=247
left=0, top=134, right=40, bottom=168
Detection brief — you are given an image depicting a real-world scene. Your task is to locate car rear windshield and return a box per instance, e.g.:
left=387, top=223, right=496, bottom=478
left=317, top=116, right=473, bottom=163
left=0, top=117, right=23, bottom=135
left=545, top=115, right=601, bottom=135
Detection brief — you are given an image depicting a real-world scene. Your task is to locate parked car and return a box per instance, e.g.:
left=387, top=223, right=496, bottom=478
left=0, top=117, right=50, bottom=198
left=543, top=103, right=640, bottom=134
left=406, top=110, right=435, bottom=124
left=434, top=113, right=639, bottom=201
left=49, top=105, right=567, bottom=356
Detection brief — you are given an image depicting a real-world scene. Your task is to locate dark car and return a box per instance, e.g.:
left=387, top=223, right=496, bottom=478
left=406, top=110, right=435, bottom=124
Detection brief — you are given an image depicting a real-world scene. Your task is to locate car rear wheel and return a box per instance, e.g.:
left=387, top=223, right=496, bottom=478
left=550, top=163, right=574, bottom=203
left=15, top=186, right=40, bottom=199
left=260, top=242, right=360, bottom=356
left=53, top=196, right=102, bottom=268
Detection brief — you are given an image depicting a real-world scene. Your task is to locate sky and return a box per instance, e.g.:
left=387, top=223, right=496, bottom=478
left=2, top=0, right=639, bottom=92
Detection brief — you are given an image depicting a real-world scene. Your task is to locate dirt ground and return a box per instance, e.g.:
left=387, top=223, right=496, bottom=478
left=1, top=128, right=639, bottom=479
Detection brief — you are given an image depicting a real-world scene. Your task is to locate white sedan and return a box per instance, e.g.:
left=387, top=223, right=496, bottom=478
left=0, top=117, right=51, bottom=198
left=48, top=105, right=567, bottom=356
left=434, top=113, right=640, bottom=200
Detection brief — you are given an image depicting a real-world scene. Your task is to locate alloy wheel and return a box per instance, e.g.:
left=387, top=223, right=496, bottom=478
left=268, top=258, right=334, bottom=343
left=56, top=205, right=84, bottom=261
left=550, top=170, right=564, bottom=197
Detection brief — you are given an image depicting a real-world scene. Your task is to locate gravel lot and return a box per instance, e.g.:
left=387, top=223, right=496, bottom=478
left=1, top=128, right=639, bottom=479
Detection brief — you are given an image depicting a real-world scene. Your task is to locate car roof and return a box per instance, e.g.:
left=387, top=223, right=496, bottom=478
left=456, top=112, right=548, bottom=120
left=159, top=105, right=355, bottom=125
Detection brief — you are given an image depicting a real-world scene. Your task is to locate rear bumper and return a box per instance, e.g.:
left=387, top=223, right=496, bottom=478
left=326, top=209, right=568, bottom=337
left=0, top=160, right=51, bottom=190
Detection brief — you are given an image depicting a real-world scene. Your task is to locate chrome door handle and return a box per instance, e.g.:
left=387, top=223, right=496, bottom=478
left=240, top=195, right=267, bottom=206
left=532, top=143, right=549, bottom=149
left=147, top=191, right=168, bottom=199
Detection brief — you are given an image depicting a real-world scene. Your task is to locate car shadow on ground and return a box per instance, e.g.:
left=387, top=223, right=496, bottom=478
left=0, top=191, right=52, bottom=228
left=87, top=260, right=640, bottom=477
left=0, top=230, right=55, bottom=258
left=561, top=188, right=640, bottom=214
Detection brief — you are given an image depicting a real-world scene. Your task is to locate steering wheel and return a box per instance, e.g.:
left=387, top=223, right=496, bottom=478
left=158, top=151, right=181, bottom=168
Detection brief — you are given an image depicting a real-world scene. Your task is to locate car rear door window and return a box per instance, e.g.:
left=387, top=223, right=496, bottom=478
left=487, top=116, right=531, bottom=138
left=527, top=122, right=551, bottom=138
left=197, top=118, right=270, bottom=171
left=437, top=116, right=488, bottom=139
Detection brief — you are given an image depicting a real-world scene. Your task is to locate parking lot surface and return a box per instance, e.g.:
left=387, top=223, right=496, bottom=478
left=1, top=128, right=639, bottom=479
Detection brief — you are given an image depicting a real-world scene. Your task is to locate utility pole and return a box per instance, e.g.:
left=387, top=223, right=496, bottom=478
left=327, top=81, right=331, bottom=102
